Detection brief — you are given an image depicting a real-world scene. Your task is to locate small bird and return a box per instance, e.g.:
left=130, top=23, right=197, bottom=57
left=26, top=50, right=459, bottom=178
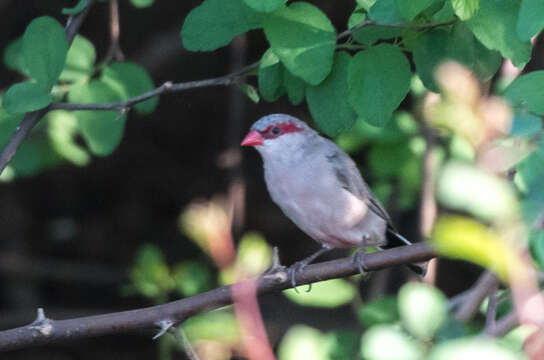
left=241, top=114, right=422, bottom=287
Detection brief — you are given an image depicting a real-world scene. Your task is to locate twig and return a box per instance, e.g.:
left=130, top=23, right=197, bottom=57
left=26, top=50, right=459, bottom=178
left=337, top=19, right=456, bottom=41
left=103, top=0, right=124, bottom=62
left=455, top=270, right=500, bottom=322
left=484, top=282, right=499, bottom=335
left=0, top=242, right=436, bottom=352
left=0, top=0, right=95, bottom=175
left=487, top=311, right=519, bottom=337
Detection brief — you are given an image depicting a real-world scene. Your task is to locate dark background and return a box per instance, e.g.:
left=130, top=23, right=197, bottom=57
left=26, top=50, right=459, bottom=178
left=0, top=1, right=506, bottom=358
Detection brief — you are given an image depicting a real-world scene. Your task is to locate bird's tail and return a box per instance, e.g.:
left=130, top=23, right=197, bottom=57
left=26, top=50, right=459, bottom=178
left=380, top=228, right=428, bottom=276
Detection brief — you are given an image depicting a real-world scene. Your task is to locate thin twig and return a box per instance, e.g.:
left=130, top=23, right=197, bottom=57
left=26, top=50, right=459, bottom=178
left=104, top=0, right=124, bottom=62
left=487, top=311, right=519, bottom=337
left=0, top=243, right=436, bottom=352
left=337, top=19, right=456, bottom=41
left=0, top=0, right=95, bottom=175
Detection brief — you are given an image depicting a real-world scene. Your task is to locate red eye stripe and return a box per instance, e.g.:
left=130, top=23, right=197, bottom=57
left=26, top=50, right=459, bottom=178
left=260, top=122, right=304, bottom=139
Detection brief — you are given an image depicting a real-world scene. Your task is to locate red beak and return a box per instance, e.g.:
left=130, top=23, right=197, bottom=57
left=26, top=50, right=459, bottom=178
left=241, top=130, right=264, bottom=146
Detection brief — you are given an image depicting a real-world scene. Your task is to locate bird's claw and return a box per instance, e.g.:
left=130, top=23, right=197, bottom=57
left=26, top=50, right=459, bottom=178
left=263, top=246, right=286, bottom=275
left=352, top=248, right=367, bottom=275
left=288, top=261, right=311, bottom=293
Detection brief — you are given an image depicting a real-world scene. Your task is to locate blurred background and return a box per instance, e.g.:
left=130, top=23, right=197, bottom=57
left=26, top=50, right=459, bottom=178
left=1, top=0, right=543, bottom=359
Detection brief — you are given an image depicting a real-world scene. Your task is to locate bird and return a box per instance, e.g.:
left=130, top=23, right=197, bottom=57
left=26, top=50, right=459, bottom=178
left=241, top=114, right=424, bottom=288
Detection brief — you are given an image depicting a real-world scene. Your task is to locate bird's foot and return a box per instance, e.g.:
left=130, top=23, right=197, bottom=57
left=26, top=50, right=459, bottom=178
left=288, top=260, right=312, bottom=293
left=352, top=247, right=368, bottom=275
left=263, top=247, right=286, bottom=275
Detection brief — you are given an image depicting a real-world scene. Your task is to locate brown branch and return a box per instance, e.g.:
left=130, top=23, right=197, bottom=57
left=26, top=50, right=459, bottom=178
left=0, top=242, right=436, bottom=352
left=455, top=270, right=500, bottom=322
left=0, top=0, right=95, bottom=175
left=488, top=311, right=519, bottom=337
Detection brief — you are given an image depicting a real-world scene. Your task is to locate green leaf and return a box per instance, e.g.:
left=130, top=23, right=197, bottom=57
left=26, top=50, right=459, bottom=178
left=0, top=97, right=23, bottom=146
left=397, top=0, right=434, bottom=20
left=357, top=0, right=376, bottom=11
left=503, top=71, right=544, bottom=115
left=398, top=283, right=447, bottom=340
left=243, top=0, right=286, bottom=13
left=3, top=38, right=28, bottom=75
left=3, top=82, right=52, bottom=114
left=181, top=0, right=262, bottom=51
left=258, top=48, right=285, bottom=101
left=263, top=2, right=336, bottom=85
left=173, top=260, right=213, bottom=297
left=183, top=310, right=240, bottom=343
left=437, top=161, right=518, bottom=222
left=130, top=0, right=155, bottom=8
left=283, top=69, right=305, bottom=105
left=361, top=325, right=424, bottom=360
left=428, top=338, right=525, bottom=360
left=530, top=231, right=544, bottom=269
left=10, top=139, right=61, bottom=178
left=358, top=296, right=399, bottom=327
left=413, top=25, right=501, bottom=92
left=450, top=0, right=479, bottom=20
left=239, top=83, right=260, bottom=103
left=465, top=0, right=531, bottom=69
left=100, top=62, right=157, bottom=114
left=68, top=81, right=126, bottom=156
left=351, top=21, right=403, bottom=46
left=348, top=44, right=411, bottom=127
left=278, top=325, right=331, bottom=360
left=517, top=0, right=544, bottom=41
left=129, top=244, right=174, bottom=299
left=62, top=0, right=88, bottom=15
left=59, top=35, right=96, bottom=83
left=369, top=0, right=404, bottom=23
left=23, top=16, right=68, bottom=89
left=510, top=113, right=542, bottom=137
left=306, top=52, right=357, bottom=136
left=283, top=278, right=355, bottom=308
left=47, top=110, right=90, bottom=166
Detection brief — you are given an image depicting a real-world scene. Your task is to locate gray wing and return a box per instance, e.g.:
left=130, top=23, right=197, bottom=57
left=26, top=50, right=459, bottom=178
left=324, top=141, right=394, bottom=228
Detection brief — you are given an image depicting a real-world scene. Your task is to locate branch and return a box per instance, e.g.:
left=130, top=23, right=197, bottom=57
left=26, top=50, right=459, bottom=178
left=50, top=61, right=259, bottom=112
left=337, top=19, right=456, bottom=40
left=0, top=242, right=436, bottom=352
left=0, top=0, right=95, bottom=175
left=455, top=270, right=500, bottom=322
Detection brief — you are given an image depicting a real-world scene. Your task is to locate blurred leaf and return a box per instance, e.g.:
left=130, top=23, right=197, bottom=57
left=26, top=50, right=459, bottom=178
left=278, top=325, right=331, bottom=360
left=62, top=0, right=88, bottom=15
left=449, top=135, right=475, bottom=161
left=499, top=325, right=539, bottom=353
left=181, top=0, right=262, bottom=51
left=306, top=52, right=357, bottom=137
left=173, top=260, right=213, bottom=297
left=434, top=318, right=469, bottom=342
left=368, top=0, right=404, bottom=23
left=183, top=309, right=240, bottom=343
left=239, top=83, right=260, bottom=103
left=283, top=278, right=355, bottom=308
left=3, top=37, right=28, bottom=74
left=431, top=216, right=521, bottom=280
left=357, top=0, right=376, bottom=11
left=432, top=0, right=456, bottom=21
left=361, top=325, right=424, bottom=360
left=130, top=0, right=155, bottom=8
left=428, top=338, right=525, bottom=360
left=504, top=71, right=544, bottom=115
left=59, top=35, right=96, bottom=83
left=450, top=0, right=479, bottom=20
left=258, top=48, right=285, bottom=102
left=129, top=244, right=174, bottom=299
left=264, top=2, right=336, bottom=85
left=235, top=231, right=272, bottom=276
left=23, top=16, right=68, bottom=89
left=3, top=82, right=52, bottom=114
left=100, top=62, right=157, bottom=114
left=397, top=0, right=433, bottom=20
left=10, top=138, right=62, bottom=178
left=47, top=110, right=90, bottom=166
left=328, top=331, right=360, bottom=360
left=517, top=0, right=544, bottom=41
left=243, top=0, right=286, bottom=13
left=510, top=113, right=542, bottom=137
left=465, top=0, right=531, bottom=69
left=68, top=81, right=126, bottom=156
left=437, top=162, right=518, bottom=222
left=358, top=296, right=399, bottom=327
left=398, top=282, right=447, bottom=340
left=529, top=231, right=544, bottom=270
left=283, top=69, right=305, bottom=105
left=348, top=44, right=411, bottom=127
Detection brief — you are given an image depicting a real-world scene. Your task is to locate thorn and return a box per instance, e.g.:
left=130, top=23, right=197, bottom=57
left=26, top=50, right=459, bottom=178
left=29, top=308, right=53, bottom=336
left=153, top=319, right=175, bottom=340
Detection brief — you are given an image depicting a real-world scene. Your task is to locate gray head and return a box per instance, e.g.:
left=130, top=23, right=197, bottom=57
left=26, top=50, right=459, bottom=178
left=241, top=114, right=316, bottom=159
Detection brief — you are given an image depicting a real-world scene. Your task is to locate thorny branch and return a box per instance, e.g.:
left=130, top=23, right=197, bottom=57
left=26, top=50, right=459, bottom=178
left=0, top=242, right=436, bottom=352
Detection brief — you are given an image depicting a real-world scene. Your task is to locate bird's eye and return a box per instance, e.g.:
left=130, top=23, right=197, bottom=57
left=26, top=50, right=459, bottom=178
left=271, top=126, right=281, bottom=135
